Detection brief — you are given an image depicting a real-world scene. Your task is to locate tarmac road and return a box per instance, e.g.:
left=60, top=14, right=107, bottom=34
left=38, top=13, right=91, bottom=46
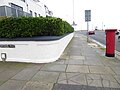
left=79, top=30, right=120, bottom=52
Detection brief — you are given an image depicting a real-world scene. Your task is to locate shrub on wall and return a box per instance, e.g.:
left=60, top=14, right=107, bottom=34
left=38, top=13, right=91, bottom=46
left=0, top=16, right=8, bottom=21
left=0, top=16, right=74, bottom=38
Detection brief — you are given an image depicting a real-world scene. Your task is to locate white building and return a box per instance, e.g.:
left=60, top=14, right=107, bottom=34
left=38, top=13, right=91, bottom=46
left=0, top=0, right=53, bottom=17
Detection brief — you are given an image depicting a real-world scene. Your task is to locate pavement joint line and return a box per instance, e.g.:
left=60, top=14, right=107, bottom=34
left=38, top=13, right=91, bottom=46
left=65, top=62, right=68, bottom=72
left=69, top=79, right=83, bottom=85
left=87, top=66, right=91, bottom=74
left=112, top=74, right=120, bottom=86
left=10, top=79, right=28, bottom=82
left=108, top=66, right=117, bottom=75
left=66, top=73, right=81, bottom=80
left=52, top=83, right=56, bottom=90
left=0, top=81, right=7, bottom=87
left=65, top=72, right=68, bottom=83
left=85, top=74, right=88, bottom=86
left=40, top=70, right=66, bottom=73
left=26, top=68, right=42, bottom=82
left=55, top=72, right=61, bottom=84
left=0, top=67, right=26, bottom=86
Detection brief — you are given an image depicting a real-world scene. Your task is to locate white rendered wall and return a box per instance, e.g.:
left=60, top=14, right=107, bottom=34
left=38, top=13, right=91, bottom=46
left=0, top=33, right=74, bottom=63
left=27, top=0, right=46, bottom=17
left=0, top=0, right=46, bottom=17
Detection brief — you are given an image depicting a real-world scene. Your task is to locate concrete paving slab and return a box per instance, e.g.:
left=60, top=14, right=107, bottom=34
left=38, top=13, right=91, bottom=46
left=57, top=73, right=66, bottom=83
left=114, top=75, right=120, bottom=83
left=21, top=81, right=53, bottom=90
left=8, top=62, right=29, bottom=69
left=89, top=66, right=116, bottom=74
left=11, top=68, right=38, bottom=81
left=0, top=68, right=7, bottom=73
left=101, top=75, right=117, bottom=82
left=25, top=64, right=43, bottom=70
left=31, top=71, right=59, bottom=84
left=82, top=49, right=96, bottom=54
left=66, top=65, right=89, bottom=73
left=12, top=64, right=43, bottom=78
left=67, top=80, right=81, bottom=85
left=68, top=73, right=87, bottom=85
left=85, top=56, right=101, bottom=60
left=0, top=69, right=21, bottom=82
left=68, top=52, right=82, bottom=56
left=87, top=80, right=102, bottom=87
left=86, top=74, right=102, bottom=87
left=67, top=59, right=84, bottom=65
left=0, top=81, right=5, bottom=86
left=66, top=73, right=81, bottom=79
left=58, top=80, right=67, bottom=84
left=41, top=64, right=66, bottom=72
left=110, top=81, right=120, bottom=88
left=69, top=56, right=85, bottom=60
left=101, top=74, right=120, bottom=88
left=0, top=62, right=27, bottom=73
left=58, top=73, right=90, bottom=85
left=102, top=80, right=120, bottom=88
left=111, top=66, right=120, bottom=75
left=84, top=60, right=103, bottom=66
left=0, top=80, right=26, bottom=90
left=69, top=50, right=81, bottom=54
left=64, top=60, right=69, bottom=64
left=86, top=74, right=101, bottom=80
left=102, top=59, right=120, bottom=67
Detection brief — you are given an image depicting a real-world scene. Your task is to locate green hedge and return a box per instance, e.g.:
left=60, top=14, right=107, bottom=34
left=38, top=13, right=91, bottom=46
left=0, top=16, right=8, bottom=21
left=0, top=16, right=74, bottom=38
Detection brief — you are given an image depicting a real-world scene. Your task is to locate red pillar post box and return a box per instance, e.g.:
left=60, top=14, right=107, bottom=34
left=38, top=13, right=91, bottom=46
left=105, top=29, right=117, bottom=57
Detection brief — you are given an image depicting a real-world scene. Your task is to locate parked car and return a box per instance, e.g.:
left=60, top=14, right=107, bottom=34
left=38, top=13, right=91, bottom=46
left=118, top=34, right=120, bottom=39
left=87, top=31, right=95, bottom=35
left=116, top=30, right=120, bottom=35
left=116, top=30, right=120, bottom=39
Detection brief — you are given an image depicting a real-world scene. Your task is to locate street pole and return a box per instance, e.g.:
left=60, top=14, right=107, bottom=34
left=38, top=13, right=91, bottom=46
left=85, top=10, right=91, bottom=42
left=87, top=21, right=89, bottom=42
left=72, top=0, right=74, bottom=23
left=102, top=22, right=103, bottom=30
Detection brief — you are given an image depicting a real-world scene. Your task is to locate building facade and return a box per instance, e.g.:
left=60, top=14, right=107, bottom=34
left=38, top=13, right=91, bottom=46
left=0, top=0, right=52, bottom=17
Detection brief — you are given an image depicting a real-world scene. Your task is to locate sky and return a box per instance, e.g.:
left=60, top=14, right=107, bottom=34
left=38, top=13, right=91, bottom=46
left=41, top=0, right=120, bottom=30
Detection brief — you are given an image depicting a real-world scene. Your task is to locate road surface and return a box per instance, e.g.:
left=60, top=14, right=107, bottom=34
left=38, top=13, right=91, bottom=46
left=79, top=30, right=120, bottom=52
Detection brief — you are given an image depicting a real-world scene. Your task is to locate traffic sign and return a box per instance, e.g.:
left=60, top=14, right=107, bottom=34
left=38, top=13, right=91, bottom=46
left=85, top=10, right=91, bottom=22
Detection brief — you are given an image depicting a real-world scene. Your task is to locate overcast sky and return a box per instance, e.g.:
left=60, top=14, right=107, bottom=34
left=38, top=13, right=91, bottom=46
left=41, top=0, right=120, bottom=30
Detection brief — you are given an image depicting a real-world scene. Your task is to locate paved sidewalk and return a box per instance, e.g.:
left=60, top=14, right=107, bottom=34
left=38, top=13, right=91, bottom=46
left=0, top=31, right=120, bottom=90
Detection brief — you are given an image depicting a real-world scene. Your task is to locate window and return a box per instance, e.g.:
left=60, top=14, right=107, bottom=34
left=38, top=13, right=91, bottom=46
left=38, top=14, right=40, bottom=17
left=34, top=12, right=37, bottom=17
left=11, top=3, right=23, bottom=11
left=11, top=3, right=23, bottom=17
left=30, top=10, right=33, bottom=16
left=21, top=0, right=25, bottom=2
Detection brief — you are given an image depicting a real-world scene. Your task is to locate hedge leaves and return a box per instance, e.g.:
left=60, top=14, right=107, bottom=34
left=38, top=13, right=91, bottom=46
left=0, top=16, right=74, bottom=38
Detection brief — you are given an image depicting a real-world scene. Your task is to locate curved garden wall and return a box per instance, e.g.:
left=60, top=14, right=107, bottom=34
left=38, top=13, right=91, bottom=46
left=0, top=33, right=74, bottom=63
